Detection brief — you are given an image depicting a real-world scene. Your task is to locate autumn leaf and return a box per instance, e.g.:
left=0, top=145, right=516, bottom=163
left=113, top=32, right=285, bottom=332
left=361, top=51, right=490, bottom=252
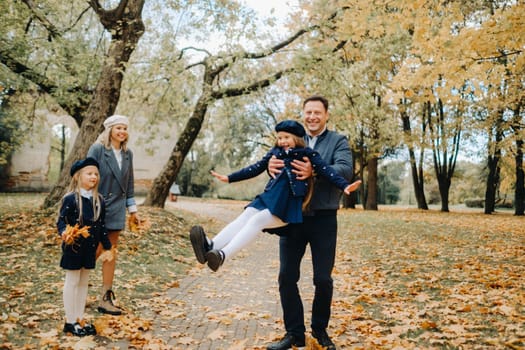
left=62, top=224, right=90, bottom=246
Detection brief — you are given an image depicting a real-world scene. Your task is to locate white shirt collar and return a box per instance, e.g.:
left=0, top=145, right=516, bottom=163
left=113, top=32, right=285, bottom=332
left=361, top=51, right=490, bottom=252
left=80, top=188, right=93, bottom=198
left=307, top=127, right=326, bottom=148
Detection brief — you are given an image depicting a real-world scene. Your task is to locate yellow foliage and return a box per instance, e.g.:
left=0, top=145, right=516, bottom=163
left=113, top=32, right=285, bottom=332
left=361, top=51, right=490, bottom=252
left=128, top=215, right=151, bottom=233
left=61, top=224, right=90, bottom=246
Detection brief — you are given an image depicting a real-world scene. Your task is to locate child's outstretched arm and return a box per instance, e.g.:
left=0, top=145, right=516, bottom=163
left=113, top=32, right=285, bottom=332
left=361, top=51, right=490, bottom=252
left=344, top=179, right=362, bottom=195
left=210, top=170, right=229, bottom=183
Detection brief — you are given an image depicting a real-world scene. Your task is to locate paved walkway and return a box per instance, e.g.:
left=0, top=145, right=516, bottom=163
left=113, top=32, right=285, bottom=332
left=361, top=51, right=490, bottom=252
left=132, top=198, right=315, bottom=349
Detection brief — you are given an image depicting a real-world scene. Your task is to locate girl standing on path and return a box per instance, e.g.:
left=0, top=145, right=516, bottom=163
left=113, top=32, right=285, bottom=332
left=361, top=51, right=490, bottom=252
left=58, top=157, right=112, bottom=337
left=88, top=115, right=140, bottom=315
left=190, top=120, right=361, bottom=272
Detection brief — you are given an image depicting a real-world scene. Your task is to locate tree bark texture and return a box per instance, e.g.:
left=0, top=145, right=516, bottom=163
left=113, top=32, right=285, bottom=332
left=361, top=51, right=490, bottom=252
left=43, top=0, right=145, bottom=208
left=429, top=99, right=460, bottom=212
left=143, top=93, right=210, bottom=207
left=401, top=107, right=428, bottom=209
left=484, top=111, right=504, bottom=214
left=365, top=156, right=378, bottom=210
left=515, top=139, right=524, bottom=216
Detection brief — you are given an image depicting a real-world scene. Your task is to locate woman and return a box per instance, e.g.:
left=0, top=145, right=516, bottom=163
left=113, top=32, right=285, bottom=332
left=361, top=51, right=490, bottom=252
left=87, top=114, right=139, bottom=315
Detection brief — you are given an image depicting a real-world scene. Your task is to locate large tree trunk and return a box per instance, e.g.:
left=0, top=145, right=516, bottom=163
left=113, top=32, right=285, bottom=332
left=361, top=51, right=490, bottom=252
left=429, top=99, right=460, bottom=212
left=401, top=105, right=428, bottom=209
left=43, top=0, right=145, bottom=208
left=365, top=156, right=378, bottom=210
left=485, top=153, right=500, bottom=214
left=143, top=92, right=210, bottom=207
left=437, top=174, right=451, bottom=212
left=511, top=104, right=524, bottom=216
left=515, top=138, right=524, bottom=216
left=484, top=111, right=504, bottom=214
left=342, top=150, right=359, bottom=208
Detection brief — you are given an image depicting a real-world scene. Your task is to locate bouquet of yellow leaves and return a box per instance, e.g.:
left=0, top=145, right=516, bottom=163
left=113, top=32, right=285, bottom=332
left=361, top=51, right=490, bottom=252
left=128, top=215, right=151, bottom=233
left=62, top=224, right=90, bottom=246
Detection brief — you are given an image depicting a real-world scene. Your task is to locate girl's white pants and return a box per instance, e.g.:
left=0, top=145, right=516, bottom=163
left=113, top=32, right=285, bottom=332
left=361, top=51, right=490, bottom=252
left=212, top=207, right=286, bottom=261
left=63, top=268, right=90, bottom=323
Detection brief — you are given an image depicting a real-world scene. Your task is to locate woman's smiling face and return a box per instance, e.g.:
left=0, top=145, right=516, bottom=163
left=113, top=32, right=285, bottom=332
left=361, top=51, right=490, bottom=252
left=110, top=124, right=128, bottom=146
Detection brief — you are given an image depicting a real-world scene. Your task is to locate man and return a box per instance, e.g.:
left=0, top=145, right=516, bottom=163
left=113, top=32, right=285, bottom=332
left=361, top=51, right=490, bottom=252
left=266, top=95, right=353, bottom=350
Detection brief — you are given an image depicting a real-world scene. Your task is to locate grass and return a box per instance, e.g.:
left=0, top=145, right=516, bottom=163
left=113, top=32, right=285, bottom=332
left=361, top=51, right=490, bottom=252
left=331, top=208, right=524, bottom=349
left=0, top=194, right=523, bottom=349
left=0, top=193, right=220, bottom=349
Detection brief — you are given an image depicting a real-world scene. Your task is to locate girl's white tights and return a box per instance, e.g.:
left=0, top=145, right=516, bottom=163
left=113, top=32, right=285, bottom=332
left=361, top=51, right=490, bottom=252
left=212, top=207, right=285, bottom=260
left=63, top=269, right=90, bottom=323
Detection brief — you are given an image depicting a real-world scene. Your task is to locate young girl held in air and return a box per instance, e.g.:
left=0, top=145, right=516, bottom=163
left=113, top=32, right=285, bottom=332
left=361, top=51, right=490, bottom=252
left=57, top=157, right=112, bottom=336
left=190, top=120, right=361, bottom=272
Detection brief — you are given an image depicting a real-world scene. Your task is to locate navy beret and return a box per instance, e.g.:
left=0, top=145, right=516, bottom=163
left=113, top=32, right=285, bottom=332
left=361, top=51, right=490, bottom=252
left=70, top=157, right=99, bottom=176
left=275, top=120, right=306, bottom=137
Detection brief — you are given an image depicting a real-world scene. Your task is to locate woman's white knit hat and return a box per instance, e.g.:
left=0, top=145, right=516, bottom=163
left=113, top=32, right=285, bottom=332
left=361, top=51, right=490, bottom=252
left=103, top=115, right=129, bottom=129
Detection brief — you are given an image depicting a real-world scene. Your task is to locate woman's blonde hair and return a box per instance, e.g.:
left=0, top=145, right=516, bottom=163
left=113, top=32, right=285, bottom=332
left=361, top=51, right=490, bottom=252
left=275, top=134, right=314, bottom=211
left=67, top=168, right=102, bottom=224
left=97, top=126, right=129, bottom=151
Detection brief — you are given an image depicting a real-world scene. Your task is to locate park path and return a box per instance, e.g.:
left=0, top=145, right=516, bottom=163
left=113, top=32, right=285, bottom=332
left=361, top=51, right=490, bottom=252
left=141, top=197, right=315, bottom=349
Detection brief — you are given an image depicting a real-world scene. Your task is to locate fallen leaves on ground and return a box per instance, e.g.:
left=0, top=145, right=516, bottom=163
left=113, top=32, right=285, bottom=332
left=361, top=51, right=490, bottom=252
left=0, top=195, right=197, bottom=349
left=1, top=195, right=524, bottom=349
left=330, top=208, right=524, bottom=349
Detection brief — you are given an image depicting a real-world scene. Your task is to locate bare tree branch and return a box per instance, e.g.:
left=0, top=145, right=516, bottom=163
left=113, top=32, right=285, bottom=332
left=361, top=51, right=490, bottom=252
left=88, top=0, right=131, bottom=30
left=184, top=6, right=350, bottom=70
left=64, top=6, right=92, bottom=33
left=0, top=43, right=90, bottom=125
left=179, top=46, right=212, bottom=60
left=242, top=6, right=350, bottom=60
left=211, top=68, right=293, bottom=99
left=0, top=45, right=58, bottom=93
left=472, top=49, right=523, bottom=62
left=21, top=0, right=61, bottom=39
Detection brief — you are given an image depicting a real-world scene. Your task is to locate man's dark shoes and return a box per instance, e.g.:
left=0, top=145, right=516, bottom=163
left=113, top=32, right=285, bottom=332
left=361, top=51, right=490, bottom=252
left=312, top=329, right=336, bottom=350
left=205, top=249, right=225, bottom=272
left=190, top=225, right=212, bottom=264
left=267, top=333, right=305, bottom=350
left=63, top=322, right=86, bottom=337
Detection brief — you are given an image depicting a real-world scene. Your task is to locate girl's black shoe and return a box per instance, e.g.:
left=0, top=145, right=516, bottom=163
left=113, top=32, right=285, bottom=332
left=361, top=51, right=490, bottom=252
left=83, top=323, right=97, bottom=335
left=205, top=249, right=225, bottom=272
left=63, top=322, right=86, bottom=337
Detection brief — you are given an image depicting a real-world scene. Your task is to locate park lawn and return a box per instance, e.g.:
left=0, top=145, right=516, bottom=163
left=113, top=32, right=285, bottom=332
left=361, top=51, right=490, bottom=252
left=0, top=193, right=218, bottom=349
left=331, top=208, right=524, bottom=349
left=0, top=194, right=523, bottom=349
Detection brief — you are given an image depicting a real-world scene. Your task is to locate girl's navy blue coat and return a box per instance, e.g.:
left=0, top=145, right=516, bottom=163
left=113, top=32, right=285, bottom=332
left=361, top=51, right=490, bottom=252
left=228, top=147, right=350, bottom=197
left=57, top=193, right=112, bottom=270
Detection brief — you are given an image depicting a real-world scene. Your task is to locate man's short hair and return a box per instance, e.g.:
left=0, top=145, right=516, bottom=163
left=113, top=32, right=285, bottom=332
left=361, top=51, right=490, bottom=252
left=303, top=95, right=329, bottom=111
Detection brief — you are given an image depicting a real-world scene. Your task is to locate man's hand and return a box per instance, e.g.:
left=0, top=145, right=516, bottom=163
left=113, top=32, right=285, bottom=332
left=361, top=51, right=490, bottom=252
left=291, top=156, right=313, bottom=180
left=268, top=155, right=285, bottom=179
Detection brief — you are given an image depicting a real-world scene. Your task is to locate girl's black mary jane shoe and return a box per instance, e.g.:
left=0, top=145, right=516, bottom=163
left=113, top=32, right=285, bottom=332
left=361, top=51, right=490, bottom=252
left=83, top=323, right=97, bottom=335
left=63, top=322, right=86, bottom=337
